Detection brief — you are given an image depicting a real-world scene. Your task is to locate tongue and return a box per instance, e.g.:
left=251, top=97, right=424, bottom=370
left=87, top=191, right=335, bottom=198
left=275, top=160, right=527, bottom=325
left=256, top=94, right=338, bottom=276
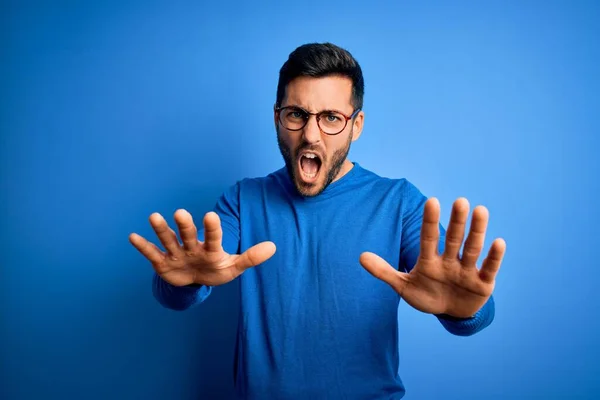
left=301, top=157, right=319, bottom=174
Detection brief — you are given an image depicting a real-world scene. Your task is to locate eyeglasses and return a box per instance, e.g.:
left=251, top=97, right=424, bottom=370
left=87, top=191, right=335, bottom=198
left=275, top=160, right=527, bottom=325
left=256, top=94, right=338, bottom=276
left=275, top=106, right=361, bottom=135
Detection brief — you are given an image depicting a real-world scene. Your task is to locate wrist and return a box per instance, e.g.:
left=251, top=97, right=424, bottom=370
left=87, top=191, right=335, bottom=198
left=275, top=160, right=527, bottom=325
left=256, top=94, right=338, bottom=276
left=436, top=312, right=476, bottom=321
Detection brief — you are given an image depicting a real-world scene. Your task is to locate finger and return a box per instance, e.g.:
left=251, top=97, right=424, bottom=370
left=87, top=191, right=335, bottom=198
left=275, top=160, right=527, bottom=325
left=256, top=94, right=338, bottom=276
left=419, top=197, right=441, bottom=261
left=149, top=213, right=182, bottom=255
left=233, top=241, right=277, bottom=272
left=359, top=252, right=409, bottom=295
left=174, top=209, right=199, bottom=251
left=479, top=238, right=506, bottom=283
left=443, top=198, right=469, bottom=260
left=202, top=212, right=223, bottom=253
left=129, top=233, right=166, bottom=266
left=461, top=205, right=489, bottom=267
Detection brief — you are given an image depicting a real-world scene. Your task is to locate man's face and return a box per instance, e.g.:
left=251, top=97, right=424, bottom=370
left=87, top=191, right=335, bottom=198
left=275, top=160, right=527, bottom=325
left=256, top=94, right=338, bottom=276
left=275, top=75, right=364, bottom=197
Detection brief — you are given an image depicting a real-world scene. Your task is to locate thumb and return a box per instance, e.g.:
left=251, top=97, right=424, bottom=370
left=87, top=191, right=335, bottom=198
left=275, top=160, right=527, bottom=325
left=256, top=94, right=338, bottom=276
left=359, top=252, right=408, bottom=295
left=233, top=241, right=277, bottom=272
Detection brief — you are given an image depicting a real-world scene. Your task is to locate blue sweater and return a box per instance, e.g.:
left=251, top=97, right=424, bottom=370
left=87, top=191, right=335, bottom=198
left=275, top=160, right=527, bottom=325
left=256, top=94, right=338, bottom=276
left=153, top=162, right=495, bottom=399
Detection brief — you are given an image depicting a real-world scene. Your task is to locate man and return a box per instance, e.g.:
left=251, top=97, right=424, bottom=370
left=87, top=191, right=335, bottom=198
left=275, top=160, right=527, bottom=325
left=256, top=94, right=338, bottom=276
left=129, top=42, right=506, bottom=399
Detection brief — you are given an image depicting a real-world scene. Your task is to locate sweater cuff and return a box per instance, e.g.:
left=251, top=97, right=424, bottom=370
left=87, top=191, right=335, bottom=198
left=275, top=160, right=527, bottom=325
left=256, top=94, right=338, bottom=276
left=152, top=274, right=213, bottom=310
left=436, top=296, right=495, bottom=336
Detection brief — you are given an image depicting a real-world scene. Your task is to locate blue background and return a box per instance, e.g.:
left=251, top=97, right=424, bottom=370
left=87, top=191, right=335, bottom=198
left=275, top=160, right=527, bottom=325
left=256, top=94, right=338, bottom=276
left=2, top=1, right=599, bottom=399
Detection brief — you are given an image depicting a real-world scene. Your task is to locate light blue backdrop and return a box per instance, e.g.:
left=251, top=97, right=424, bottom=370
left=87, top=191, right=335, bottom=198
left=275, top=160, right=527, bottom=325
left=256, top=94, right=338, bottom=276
left=2, top=1, right=598, bottom=399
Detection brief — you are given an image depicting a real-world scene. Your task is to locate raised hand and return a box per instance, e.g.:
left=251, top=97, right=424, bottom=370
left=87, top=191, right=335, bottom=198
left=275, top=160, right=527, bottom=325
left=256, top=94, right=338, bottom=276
left=129, top=209, right=276, bottom=287
left=359, top=197, right=506, bottom=318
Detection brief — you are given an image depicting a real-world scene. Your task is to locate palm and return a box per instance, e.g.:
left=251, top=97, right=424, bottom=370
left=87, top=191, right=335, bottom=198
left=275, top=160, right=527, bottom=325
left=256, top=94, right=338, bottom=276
left=129, top=210, right=276, bottom=287
left=360, top=197, right=505, bottom=318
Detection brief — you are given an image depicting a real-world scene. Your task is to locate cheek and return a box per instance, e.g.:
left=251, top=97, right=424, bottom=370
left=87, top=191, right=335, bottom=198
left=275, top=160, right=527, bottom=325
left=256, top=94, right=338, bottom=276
left=324, top=136, right=348, bottom=156
left=280, top=132, right=298, bottom=150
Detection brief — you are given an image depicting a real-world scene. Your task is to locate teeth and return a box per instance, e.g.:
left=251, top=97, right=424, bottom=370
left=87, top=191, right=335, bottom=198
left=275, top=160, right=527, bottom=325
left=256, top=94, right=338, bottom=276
left=300, top=152, right=319, bottom=180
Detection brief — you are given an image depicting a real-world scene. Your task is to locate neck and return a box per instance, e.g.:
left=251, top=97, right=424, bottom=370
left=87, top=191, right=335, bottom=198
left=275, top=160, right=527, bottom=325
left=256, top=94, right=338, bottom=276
left=332, top=159, right=354, bottom=183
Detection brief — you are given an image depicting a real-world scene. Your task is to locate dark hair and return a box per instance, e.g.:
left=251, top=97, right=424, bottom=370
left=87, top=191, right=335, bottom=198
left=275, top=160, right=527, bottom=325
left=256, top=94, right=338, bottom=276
left=275, top=42, right=364, bottom=111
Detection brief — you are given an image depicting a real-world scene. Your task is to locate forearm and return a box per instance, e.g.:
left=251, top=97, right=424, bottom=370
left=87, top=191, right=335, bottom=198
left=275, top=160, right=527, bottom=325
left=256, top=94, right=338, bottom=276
left=436, top=295, right=495, bottom=336
left=152, top=273, right=212, bottom=311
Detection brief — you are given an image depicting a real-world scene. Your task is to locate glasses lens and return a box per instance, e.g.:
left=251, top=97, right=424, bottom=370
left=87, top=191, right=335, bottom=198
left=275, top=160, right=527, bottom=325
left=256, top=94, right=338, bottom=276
left=318, top=111, right=346, bottom=134
left=281, top=108, right=307, bottom=130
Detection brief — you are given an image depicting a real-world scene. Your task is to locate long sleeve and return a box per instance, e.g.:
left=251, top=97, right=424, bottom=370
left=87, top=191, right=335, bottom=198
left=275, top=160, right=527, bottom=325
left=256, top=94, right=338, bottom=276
left=435, top=296, right=495, bottom=336
left=152, top=182, right=242, bottom=311
left=152, top=275, right=213, bottom=311
left=399, top=180, right=495, bottom=336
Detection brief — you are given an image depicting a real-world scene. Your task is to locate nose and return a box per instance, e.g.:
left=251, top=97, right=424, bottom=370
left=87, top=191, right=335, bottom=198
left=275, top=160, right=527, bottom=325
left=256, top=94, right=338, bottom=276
left=302, top=115, right=321, bottom=144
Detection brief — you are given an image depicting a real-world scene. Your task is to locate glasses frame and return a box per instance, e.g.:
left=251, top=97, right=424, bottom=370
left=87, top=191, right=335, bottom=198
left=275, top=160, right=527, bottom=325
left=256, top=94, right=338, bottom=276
left=275, top=105, right=362, bottom=135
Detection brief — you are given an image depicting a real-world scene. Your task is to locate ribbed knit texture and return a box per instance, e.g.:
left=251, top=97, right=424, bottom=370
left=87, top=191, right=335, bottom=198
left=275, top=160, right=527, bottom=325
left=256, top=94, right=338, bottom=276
left=153, top=163, right=495, bottom=399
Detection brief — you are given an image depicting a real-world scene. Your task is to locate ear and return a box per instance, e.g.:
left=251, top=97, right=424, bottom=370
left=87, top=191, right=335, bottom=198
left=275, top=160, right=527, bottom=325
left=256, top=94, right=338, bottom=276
left=273, top=104, right=279, bottom=130
left=350, top=110, right=365, bottom=142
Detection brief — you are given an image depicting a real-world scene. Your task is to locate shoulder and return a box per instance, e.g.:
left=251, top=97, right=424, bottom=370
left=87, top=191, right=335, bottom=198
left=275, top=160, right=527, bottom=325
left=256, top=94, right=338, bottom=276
left=236, top=167, right=287, bottom=191
left=355, top=164, right=431, bottom=220
left=355, top=163, right=423, bottom=199
left=219, top=167, right=288, bottom=199
left=213, top=168, right=288, bottom=219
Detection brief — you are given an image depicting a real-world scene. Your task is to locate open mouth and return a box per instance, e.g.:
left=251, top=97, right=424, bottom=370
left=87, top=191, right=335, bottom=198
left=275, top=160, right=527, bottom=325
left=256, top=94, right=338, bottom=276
left=298, top=152, right=322, bottom=183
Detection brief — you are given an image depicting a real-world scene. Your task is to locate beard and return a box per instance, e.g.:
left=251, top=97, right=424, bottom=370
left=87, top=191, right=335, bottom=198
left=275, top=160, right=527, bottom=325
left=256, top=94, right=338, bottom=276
left=276, top=127, right=353, bottom=197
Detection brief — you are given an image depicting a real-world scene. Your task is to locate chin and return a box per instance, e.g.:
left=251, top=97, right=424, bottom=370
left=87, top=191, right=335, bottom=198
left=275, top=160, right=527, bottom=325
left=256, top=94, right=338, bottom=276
left=296, top=182, right=326, bottom=197
left=293, top=168, right=328, bottom=197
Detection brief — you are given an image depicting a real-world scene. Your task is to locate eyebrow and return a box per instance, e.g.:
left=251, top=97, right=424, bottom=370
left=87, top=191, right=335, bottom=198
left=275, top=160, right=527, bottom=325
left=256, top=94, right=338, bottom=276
left=285, top=104, right=348, bottom=114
